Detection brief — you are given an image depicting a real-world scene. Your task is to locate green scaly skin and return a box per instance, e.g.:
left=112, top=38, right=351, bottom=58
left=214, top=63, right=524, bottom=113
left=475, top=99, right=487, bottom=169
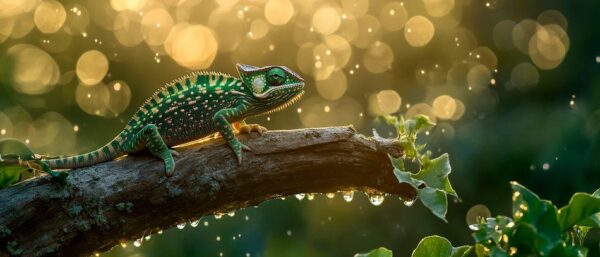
left=43, top=64, right=305, bottom=177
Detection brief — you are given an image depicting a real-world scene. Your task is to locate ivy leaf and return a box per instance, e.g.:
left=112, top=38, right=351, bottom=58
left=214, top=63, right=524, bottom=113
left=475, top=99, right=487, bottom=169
left=406, top=114, right=436, bottom=134
left=557, top=192, right=600, bottom=231
left=0, top=164, right=25, bottom=189
left=593, top=189, right=600, bottom=197
left=354, top=247, right=393, bottom=257
left=471, top=215, right=514, bottom=245
left=411, top=235, right=471, bottom=257
left=393, top=154, right=457, bottom=222
left=510, top=182, right=562, bottom=255
left=419, top=188, right=448, bottom=222
left=413, top=154, right=457, bottom=197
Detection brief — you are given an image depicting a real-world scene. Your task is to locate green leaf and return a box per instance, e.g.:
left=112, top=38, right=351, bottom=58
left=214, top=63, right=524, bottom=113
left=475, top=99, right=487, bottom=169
left=386, top=115, right=458, bottom=222
left=411, top=235, right=471, bottom=257
left=510, top=182, right=563, bottom=255
left=407, top=114, right=435, bottom=134
left=413, top=154, right=457, bottom=197
left=419, top=188, right=448, bottom=222
left=558, top=192, right=600, bottom=230
left=0, top=138, right=37, bottom=160
left=355, top=247, right=393, bottom=257
left=471, top=215, right=514, bottom=245
left=0, top=164, right=25, bottom=189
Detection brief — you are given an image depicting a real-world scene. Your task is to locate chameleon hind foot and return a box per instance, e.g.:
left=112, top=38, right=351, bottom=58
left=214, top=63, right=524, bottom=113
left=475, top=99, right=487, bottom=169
left=237, top=120, right=267, bottom=136
left=131, top=124, right=176, bottom=177
left=228, top=139, right=251, bottom=165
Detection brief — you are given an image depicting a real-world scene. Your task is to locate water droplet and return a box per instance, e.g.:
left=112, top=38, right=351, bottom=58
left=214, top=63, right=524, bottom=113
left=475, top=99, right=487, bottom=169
left=468, top=224, right=480, bottom=231
left=157, top=230, right=163, bottom=234
left=227, top=211, right=235, bottom=217
left=133, top=238, right=142, bottom=247
left=295, top=193, right=306, bottom=200
left=403, top=199, right=415, bottom=207
left=216, top=236, right=221, bottom=241
left=369, top=194, right=385, bottom=206
left=119, top=241, right=127, bottom=248
left=144, top=235, right=151, bottom=240
left=286, top=230, right=292, bottom=236
left=214, top=213, right=223, bottom=219
left=244, top=215, right=249, bottom=221
left=176, top=222, right=186, bottom=229
left=307, top=193, right=315, bottom=200
left=326, top=192, right=335, bottom=199
left=343, top=191, right=354, bottom=202
left=190, top=219, right=200, bottom=227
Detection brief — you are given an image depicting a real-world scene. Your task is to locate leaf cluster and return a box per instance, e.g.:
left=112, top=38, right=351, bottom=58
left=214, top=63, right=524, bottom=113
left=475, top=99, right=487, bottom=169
left=381, top=114, right=458, bottom=221
left=357, top=182, right=600, bottom=257
left=0, top=138, right=67, bottom=188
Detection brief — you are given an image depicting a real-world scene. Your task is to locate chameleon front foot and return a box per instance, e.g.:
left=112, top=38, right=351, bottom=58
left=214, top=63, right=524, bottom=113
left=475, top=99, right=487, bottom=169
left=238, top=123, right=268, bottom=135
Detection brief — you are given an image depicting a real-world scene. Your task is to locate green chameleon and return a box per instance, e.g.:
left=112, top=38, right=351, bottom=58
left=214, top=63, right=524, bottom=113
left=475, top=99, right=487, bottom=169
left=0, top=64, right=304, bottom=186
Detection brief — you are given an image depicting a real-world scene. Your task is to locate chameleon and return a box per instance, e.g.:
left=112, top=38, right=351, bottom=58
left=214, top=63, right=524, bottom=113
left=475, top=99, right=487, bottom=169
left=11, top=64, right=304, bottom=179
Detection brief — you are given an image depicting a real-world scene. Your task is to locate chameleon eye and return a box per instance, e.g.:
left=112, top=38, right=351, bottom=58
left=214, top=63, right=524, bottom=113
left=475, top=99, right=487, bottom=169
left=267, top=67, right=286, bottom=86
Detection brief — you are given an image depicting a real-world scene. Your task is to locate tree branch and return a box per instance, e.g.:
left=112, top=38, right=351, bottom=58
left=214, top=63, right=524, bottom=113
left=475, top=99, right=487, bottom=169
left=0, top=126, right=414, bottom=257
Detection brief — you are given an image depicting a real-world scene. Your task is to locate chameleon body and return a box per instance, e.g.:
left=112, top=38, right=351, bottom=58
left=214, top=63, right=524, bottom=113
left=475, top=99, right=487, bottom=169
left=41, top=64, right=305, bottom=177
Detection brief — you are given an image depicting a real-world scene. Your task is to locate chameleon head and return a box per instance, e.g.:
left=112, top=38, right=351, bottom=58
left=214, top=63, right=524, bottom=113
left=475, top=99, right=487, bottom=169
left=236, top=64, right=305, bottom=110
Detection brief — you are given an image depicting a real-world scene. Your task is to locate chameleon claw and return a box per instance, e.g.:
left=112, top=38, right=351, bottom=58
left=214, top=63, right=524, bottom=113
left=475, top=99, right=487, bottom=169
left=170, top=149, right=180, bottom=158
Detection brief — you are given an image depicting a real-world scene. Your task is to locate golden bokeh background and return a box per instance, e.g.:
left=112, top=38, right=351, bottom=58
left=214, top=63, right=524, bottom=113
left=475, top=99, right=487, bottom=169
left=1, top=0, right=598, bottom=256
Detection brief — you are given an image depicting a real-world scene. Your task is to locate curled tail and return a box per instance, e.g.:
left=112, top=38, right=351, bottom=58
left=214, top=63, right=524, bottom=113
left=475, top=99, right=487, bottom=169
left=43, top=135, right=125, bottom=169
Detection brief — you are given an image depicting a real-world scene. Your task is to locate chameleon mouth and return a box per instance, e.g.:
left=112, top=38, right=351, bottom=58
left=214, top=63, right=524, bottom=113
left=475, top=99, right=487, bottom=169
left=262, top=89, right=305, bottom=115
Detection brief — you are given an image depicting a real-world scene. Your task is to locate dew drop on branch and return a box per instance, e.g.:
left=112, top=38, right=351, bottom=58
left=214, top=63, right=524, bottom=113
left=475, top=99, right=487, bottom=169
left=343, top=191, right=354, bottom=202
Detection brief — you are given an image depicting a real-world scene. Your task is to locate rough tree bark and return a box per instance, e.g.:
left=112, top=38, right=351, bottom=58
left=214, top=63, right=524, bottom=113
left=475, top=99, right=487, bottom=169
left=0, top=126, right=416, bottom=257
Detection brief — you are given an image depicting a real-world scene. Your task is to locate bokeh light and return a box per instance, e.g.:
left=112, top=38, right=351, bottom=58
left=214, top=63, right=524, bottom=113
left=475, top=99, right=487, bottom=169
left=164, top=24, right=218, bottom=70
left=264, top=0, right=294, bottom=26
left=405, top=15, right=435, bottom=47
left=33, top=0, right=66, bottom=34
left=510, top=62, right=539, bottom=89
left=363, top=41, right=394, bottom=74
left=141, top=8, right=174, bottom=46
left=423, top=0, right=455, bottom=18
left=113, top=11, right=144, bottom=47
left=107, top=80, right=132, bottom=116
left=312, top=7, right=341, bottom=35
left=316, top=70, right=347, bottom=101
left=493, top=20, right=516, bottom=50
left=76, top=50, right=109, bottom=86
left=432, top=95, right=457, bottom=120
left=379, top=2, right=408, bottom=31
left=8, top=44, right=60, bottom=95
left=75, top=82, right=110, bottom=117
left=376, top=90, right=402, bottom=115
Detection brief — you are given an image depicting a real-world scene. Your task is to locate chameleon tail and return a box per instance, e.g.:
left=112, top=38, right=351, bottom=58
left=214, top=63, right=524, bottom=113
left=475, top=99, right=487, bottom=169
left=43, top=136, right=124, bottom=170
